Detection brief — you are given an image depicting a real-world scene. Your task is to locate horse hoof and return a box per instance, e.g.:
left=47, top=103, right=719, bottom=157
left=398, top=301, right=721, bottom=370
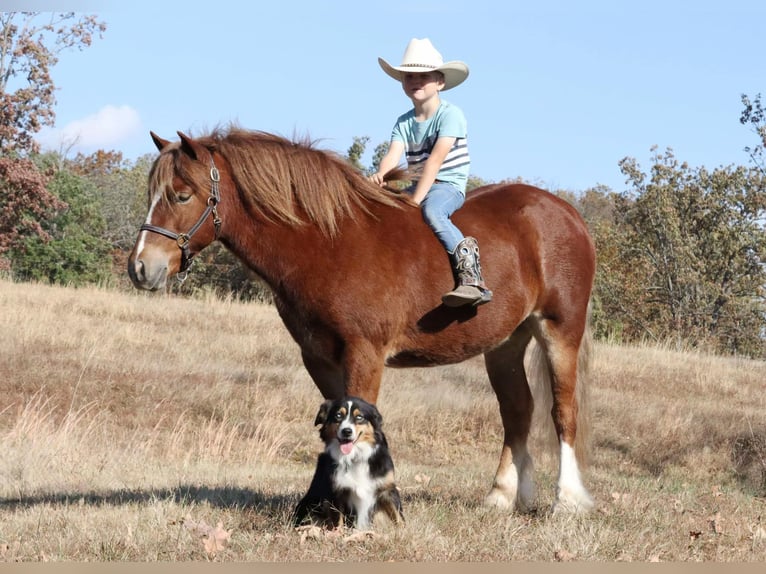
left=484, top=488, right=515, bottom=511
left=552, top=488, right=595, bottom=514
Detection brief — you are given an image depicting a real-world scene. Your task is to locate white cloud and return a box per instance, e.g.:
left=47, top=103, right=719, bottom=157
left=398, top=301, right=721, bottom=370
left=38, top=105, right=143, bottom=153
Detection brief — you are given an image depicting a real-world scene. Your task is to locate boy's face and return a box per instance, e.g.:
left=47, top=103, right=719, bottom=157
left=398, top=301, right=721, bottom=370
left=401, top=71, right=445, bottom=103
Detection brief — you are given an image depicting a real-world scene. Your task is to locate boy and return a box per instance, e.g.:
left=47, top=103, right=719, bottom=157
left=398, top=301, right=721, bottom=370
left=369, top=38, right=491, bottom=307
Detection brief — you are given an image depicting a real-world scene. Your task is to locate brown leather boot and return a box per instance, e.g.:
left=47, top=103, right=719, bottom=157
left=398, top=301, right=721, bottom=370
left=442, top=236, right=493, bottom=307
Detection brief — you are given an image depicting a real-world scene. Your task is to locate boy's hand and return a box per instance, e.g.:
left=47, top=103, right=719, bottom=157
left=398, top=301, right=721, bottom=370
left=368, top=172, right=386, bottom=186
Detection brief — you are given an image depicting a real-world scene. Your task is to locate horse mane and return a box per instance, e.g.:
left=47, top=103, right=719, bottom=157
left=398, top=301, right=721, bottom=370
left=174, top=127, right=407, bottom=236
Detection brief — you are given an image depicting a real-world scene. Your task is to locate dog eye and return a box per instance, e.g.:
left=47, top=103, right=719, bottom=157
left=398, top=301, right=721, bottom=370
left=354, top=415, right=366, bottom=423
left=334, top=412, right=343, bottom=421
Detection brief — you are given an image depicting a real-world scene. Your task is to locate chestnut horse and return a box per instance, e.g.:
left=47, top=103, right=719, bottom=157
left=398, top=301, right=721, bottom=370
left=128, top=127, right=596, bottom=513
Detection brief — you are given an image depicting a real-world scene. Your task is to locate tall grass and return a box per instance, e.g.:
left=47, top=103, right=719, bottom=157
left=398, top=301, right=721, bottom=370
left=1, top=278, right=765, bottom=561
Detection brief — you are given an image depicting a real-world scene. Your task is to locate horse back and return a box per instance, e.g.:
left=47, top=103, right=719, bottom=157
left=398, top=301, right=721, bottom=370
left=458, top=183, right=595, bottom=299
left=376, top=183, right=595, bottom=366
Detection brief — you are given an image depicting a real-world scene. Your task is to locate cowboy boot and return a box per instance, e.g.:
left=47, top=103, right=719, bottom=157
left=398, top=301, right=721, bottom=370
left=442, top=236, right=493, bottom=307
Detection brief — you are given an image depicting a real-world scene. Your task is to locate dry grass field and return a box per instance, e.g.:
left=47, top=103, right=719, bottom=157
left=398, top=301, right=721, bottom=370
left=1, top=278, right=765, bottom=562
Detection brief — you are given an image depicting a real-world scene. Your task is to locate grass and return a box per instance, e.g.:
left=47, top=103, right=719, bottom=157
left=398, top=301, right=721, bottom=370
left=1, top=278, right=765, bottom=562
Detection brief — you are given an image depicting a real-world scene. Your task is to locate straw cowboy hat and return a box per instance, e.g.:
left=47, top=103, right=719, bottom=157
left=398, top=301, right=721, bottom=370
left=378, top=38, right=469, bottom=91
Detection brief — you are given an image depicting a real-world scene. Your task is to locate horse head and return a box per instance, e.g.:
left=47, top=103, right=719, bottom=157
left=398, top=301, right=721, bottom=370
left=127, top=131, right=223, bottom=290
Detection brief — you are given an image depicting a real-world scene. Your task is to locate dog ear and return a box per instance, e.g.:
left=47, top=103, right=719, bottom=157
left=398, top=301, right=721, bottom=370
left=372, top=408, right=383, bottom=428
left=314, top=400, right=334, bottom=426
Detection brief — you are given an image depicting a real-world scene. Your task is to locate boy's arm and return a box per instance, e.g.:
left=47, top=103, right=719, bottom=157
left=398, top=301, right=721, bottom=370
left=369, top=140, right=405, bottom=185
left=409, top=136, right=456, bottom=205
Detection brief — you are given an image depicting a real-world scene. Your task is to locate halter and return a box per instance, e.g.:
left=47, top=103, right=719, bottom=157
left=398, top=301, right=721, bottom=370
left=140, top=159, right=222, bottom=278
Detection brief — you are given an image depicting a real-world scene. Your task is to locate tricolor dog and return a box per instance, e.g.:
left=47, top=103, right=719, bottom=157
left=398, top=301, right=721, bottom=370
left=293, top=397, right=403, bottom=530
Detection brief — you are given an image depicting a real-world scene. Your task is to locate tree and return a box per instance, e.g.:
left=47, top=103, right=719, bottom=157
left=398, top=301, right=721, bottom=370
left=0, top=157, right=63, bottom=271
left=10, top=156, right=112, bottom=286
left=740, top=93, right=766, bottom=174
left=0, top=12, right=105, bottom=271
left=0, top=12, right=105, bottom=155
left=68, top=150, right=151, bottom=251
left=608, top=148, right=766, bottom=356
left=371, top=141, right=389, bottom=175
left=346, top=136, right=370, bottom=173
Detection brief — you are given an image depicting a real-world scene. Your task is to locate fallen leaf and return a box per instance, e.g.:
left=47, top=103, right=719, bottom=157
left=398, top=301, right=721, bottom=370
left=554, top=549, right=576, bottom=562
left=611, top=492, right=632, bottom=504
left=203, top=521, right=231, bottom=555
left=297, top=524, right=323, bottom=545
left=343, top=530, right=376, bottom=544
left=183, top=515, right=232, bottom=556
left=707, top=512, right=723, bottom=535
left=414, top=473, right=431, bottom=486
left=689, top=530, right=703, bottom=542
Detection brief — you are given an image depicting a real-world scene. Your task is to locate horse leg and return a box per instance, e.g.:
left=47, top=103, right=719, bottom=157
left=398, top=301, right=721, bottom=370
left=483, top=325, right=537, bottom=513
left=537, top=318, right=594, bottom=513
left=341, top=338, right=385, bottom=404
left=301, top=338, right=385, bottom=403
left=301, top=350, right=344, bottom=399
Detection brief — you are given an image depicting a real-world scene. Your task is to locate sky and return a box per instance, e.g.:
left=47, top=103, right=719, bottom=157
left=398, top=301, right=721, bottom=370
left=10, top=0, right=766, bottom=192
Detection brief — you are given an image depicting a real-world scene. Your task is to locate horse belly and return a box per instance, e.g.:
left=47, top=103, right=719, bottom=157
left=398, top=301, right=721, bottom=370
left=384, top=322, right=513, bottom=368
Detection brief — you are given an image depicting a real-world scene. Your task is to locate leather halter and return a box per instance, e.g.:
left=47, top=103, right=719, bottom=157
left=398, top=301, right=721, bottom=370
left=140, top=160, right=222, bottom=275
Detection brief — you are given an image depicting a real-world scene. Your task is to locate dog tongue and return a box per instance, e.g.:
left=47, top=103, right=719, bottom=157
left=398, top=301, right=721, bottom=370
left=340, top=442, right=354, bottom=455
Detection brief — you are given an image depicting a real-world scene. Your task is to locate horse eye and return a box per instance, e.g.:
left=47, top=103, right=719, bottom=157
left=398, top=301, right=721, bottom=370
left=176, top=193, right=192, bottom=204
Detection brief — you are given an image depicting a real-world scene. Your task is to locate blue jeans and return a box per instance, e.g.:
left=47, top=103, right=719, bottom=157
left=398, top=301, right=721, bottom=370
left=418, top=182, right=466, bottom=254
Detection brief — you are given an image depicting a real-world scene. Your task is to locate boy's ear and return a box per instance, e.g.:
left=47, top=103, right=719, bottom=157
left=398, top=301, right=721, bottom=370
left=314, top=400, right=334, bottom=426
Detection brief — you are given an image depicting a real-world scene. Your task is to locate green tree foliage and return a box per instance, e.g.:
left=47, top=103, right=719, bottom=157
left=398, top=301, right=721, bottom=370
left=597, top=148, right=766, bottom=356
left=166, top=243, right=273, bottom=303
left=68, top=149, right=150, bottom=251
left=346, top=136, right=391, bottom=177
left=346, top=136, right=370, bottom=173
left=10, top=158, right=113, bottom=286
left=740, top=93, right=766, bottom=174
left=371, top=141, right=389, bottom=175
left=0, top=12, right=105, bottom=272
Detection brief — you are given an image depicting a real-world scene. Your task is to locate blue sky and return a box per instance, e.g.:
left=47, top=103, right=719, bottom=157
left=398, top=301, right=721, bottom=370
left=17, top=0, right=766, bottom=191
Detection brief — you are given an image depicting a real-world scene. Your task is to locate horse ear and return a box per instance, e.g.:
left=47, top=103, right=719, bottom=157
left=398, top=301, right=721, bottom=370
left=177, top=131, right=207, bottom=161
left=150, top=131, right=170, bottom=151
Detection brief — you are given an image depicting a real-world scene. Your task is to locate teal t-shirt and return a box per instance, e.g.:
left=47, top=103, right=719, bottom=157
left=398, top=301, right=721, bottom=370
left=390, top=100, right=471, bottom=194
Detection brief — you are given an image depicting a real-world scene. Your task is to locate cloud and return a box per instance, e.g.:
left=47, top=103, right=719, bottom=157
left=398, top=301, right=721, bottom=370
left=38, top=105, right=143, bottom=153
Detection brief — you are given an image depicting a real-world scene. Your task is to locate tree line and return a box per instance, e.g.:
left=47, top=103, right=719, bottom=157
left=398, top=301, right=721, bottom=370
left=2, top=13, right=765, bottom=358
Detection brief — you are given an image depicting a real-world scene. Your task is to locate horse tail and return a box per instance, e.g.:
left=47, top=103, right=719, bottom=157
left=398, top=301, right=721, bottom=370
left=529, top=299, right=593, bottom=467
left=574, top=300, right=593, bottom=467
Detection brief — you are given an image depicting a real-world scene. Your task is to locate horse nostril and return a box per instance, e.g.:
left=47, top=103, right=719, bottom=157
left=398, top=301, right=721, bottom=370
left=129, top=259, right=146, bottom=284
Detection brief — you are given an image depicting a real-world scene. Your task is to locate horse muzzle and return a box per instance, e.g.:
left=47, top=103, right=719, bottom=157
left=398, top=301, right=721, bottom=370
left=128, top=255, right=169, bottom=291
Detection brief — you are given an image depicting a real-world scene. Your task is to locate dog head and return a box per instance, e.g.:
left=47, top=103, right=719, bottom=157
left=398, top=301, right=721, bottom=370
left=314, top=397, right=384, bottom=459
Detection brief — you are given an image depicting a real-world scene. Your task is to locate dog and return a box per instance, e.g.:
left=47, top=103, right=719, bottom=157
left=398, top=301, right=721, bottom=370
left=293, top=397, right=403, bottom=530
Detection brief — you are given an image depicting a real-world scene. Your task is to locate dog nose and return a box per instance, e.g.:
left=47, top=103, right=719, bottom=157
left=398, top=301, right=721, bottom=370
left=340, top=427, right=353, bottom=439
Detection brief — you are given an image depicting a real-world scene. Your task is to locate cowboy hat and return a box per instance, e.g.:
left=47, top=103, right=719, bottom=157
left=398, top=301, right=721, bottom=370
left=378, top=38, right=469, bottom=91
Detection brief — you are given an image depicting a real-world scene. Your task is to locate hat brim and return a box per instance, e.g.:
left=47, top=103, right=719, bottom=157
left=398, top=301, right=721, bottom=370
left=378, top=57, right=469, bottom=91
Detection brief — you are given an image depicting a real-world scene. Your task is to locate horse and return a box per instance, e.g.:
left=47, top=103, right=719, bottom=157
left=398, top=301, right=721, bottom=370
left=127, top=127, right=597, bottom=513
